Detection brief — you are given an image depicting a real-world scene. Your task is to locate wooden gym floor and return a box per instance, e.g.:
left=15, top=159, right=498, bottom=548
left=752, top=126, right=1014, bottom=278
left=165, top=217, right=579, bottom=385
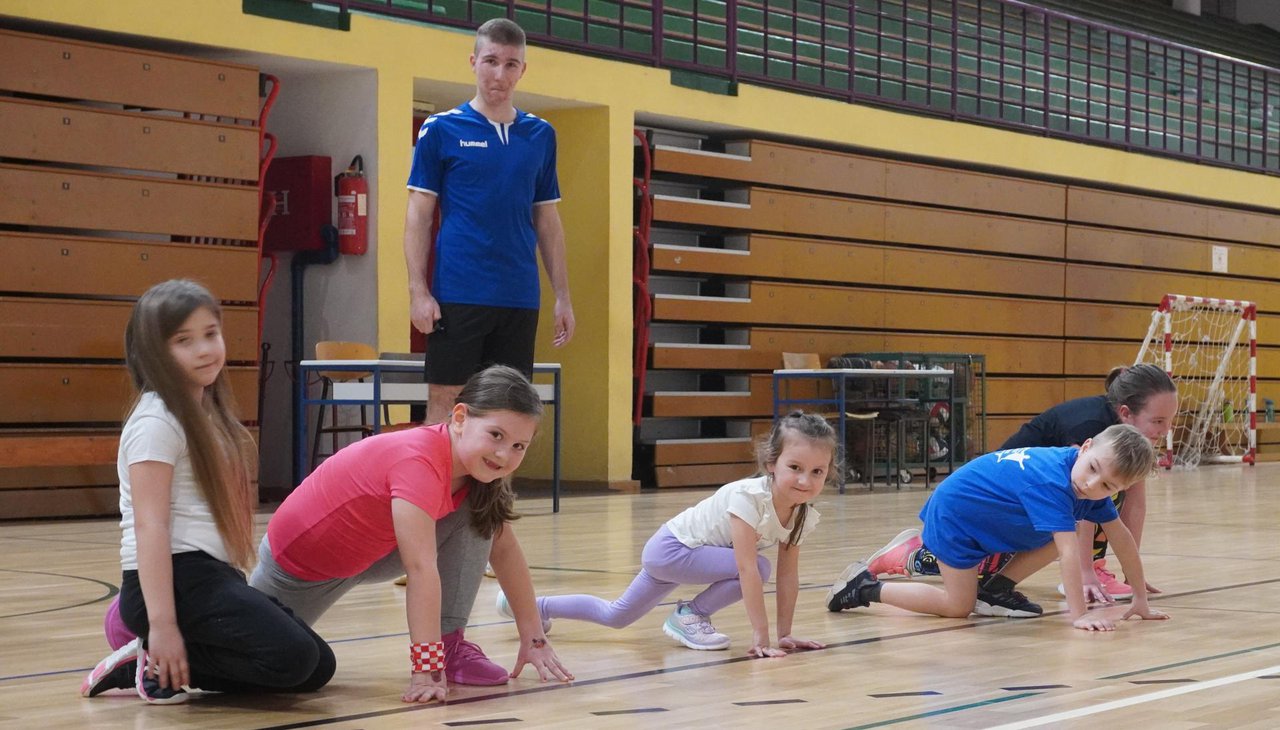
left=4, top=463, right=1280, bottom=729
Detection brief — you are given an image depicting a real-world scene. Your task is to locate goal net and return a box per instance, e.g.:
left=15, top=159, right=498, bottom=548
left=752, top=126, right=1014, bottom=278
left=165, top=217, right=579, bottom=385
left=1135, top=294, right=1257, bottom=468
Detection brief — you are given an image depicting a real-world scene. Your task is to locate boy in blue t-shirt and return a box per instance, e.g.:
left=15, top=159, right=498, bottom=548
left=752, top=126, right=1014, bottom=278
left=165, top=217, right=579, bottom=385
left=826, top=424, right=1170, bottom=631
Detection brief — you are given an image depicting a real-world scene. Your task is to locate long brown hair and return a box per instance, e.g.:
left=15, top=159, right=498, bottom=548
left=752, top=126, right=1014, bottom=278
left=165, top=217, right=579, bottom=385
left=453, top=365, right=543, bottom=539
left=755, top=411, right=838, bottom=547
left=124, top=279, right=256, bottom=571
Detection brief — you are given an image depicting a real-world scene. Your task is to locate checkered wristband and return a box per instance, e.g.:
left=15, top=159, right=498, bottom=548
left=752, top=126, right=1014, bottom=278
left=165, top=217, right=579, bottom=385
left=410, top=641, right=446, bottom=673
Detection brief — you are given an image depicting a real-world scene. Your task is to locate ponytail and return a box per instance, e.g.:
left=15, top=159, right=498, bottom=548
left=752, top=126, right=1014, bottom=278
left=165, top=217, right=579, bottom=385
left=1105, top=364, right=1177, bottom=416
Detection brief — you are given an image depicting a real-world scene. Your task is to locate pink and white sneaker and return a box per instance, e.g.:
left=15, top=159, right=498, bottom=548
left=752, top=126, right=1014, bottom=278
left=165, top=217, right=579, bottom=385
left=1093, top=558, right=1133, bottom=599
left=866, top=528, right=923, bottom=578
left=80, top=637, right=140, bottom=697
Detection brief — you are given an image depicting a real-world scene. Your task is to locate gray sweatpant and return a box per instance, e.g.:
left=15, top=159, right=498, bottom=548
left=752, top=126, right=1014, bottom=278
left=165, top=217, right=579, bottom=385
left=248, top=495, right=491, bottom=634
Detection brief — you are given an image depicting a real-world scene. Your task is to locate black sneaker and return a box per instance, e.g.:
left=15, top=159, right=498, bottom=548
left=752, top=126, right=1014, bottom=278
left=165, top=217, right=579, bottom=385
left=974, top=587, right=1043, bottom=618
left=80, top=638, right=140, bottom=697
left=826, top=561, right=878, bottom=612
left=135, top=647, right=188, bottom=705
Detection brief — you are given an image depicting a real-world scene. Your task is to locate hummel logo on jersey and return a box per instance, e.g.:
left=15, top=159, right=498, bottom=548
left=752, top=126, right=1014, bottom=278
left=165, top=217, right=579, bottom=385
left=995, top=448, right=1032, bottom=469
left=459, top=140, right=488, bottom=148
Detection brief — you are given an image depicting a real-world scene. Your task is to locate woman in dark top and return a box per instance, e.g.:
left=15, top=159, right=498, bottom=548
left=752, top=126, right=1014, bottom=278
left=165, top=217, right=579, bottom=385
left=998, top=364, right=1177, bottom=600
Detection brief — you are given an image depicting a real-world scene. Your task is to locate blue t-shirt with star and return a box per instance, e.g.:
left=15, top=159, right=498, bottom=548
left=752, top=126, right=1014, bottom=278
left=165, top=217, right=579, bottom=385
left=407, top=102, right=560, bottom=309
left=919, top=446, right=1119, bottom=569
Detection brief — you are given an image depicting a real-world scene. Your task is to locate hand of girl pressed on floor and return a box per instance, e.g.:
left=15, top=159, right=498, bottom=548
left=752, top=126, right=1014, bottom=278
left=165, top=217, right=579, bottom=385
left=1123, top=605, right=1170, bottom=621
left=510, top=638, right=574, bottom=682
left=778, top=635, right=825, bottom=651
left=403, top=671, right=447, bottom=703
left=1072, top=614, right=1116, bottom=632
left=746, top=643, right=787, bottom=658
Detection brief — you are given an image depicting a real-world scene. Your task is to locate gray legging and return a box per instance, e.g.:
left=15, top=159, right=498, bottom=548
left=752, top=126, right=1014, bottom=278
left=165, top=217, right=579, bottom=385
left=249, top=495, right=490, bottom=634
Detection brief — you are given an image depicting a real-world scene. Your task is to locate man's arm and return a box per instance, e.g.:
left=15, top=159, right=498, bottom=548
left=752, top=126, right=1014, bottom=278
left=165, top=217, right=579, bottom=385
left=533, top=202, right=574, bottom=347
left=405, top=190, right=441, bottom=335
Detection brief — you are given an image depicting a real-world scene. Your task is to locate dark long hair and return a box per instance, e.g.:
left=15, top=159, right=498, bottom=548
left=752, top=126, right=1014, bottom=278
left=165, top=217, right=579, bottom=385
left=454, top=365, right=543, bottom=539
left=124, top=280, right=256, bottom=570
left=754, top=411, right=838, bottom=547
left=1105, top=364, right=1177, bottom=415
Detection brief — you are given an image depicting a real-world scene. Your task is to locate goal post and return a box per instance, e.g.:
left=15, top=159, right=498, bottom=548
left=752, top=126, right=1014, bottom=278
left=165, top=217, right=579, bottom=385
left=1134, top=294, right=1257, bottom=468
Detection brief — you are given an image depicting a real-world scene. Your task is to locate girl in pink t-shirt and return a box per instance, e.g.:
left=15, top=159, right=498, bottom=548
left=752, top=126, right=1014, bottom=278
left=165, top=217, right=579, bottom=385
left=250, top=365, right=572, bottom=704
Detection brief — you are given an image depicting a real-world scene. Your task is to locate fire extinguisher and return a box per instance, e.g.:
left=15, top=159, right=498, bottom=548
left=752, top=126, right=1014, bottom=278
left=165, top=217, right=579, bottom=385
left=335, top=155, right=368, bottom=255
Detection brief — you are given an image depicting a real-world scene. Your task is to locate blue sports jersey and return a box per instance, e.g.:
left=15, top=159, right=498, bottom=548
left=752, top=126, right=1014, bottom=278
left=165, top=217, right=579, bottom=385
left=919, top=446, right=1119, bottom=569
left=407, top=103, right=560, bottom=309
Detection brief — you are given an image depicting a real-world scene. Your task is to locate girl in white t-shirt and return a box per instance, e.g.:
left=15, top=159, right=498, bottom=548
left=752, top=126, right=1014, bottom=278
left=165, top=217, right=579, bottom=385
left=498, top=411, right=836, bottom=656
left=80, top=280, right=333, bottom=704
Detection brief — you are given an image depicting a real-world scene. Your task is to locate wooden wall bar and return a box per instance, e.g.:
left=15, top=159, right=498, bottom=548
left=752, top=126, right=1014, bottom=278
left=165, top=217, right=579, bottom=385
left=2, top=232, right=260, bottom=302
left=0, top=28, right=260, bottom=119
left=0, top=366, right=259, bottom=424
left=639, top=135, right=1280, bottom=487
left=0, top=97, right=260, bottom=180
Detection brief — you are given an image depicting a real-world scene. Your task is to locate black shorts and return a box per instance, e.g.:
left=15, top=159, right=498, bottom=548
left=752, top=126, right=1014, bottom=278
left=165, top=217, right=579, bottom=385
left=423, top=303, right=539, bottom=385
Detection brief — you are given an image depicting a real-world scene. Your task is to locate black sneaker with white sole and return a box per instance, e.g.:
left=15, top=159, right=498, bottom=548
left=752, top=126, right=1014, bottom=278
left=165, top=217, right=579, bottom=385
left=974, top=587, right=1043, bottom=618
left=135, top=647, right=188, bottom=705
left=825, top=561, right=879, bottom=612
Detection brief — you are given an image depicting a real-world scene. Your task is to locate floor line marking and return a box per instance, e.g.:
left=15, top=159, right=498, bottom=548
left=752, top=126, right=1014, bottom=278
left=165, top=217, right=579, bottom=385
left=986, top=664, right=1280, bottom=730
left=0, top=569, right=117, bottom=619
left=1099, top=640, right=1280, bottom=679
left=843, top=692, right=1041, bottom=730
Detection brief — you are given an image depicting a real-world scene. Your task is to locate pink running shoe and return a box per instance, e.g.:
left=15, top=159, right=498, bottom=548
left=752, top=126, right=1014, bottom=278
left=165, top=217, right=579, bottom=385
left=1093, top=558, right=1133, bottom=599
left=866, top=528, right=923, bottom=578
left=442, top=629, right=510, bottom=686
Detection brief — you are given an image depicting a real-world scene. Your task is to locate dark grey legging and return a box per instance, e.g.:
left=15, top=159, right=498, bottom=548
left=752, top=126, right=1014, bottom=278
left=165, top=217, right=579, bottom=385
left=248, top=496, right=491, bottom=634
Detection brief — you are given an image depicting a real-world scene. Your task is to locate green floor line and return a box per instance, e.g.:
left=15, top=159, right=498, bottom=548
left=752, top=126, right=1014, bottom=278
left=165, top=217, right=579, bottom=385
left=843, top=691, right=1042, bottom=729
left=1101, top=640, right=1280, bottom=680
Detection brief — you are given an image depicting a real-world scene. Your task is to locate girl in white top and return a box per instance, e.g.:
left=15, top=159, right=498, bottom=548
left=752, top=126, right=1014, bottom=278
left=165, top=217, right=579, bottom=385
left=80, top=280, right=334, bottom=704
left=498, top=412, right=835, bottom=656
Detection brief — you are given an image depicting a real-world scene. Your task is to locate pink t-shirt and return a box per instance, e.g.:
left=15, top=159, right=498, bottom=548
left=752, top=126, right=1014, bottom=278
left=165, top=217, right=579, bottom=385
left=268, top=423, right=469, bottom=580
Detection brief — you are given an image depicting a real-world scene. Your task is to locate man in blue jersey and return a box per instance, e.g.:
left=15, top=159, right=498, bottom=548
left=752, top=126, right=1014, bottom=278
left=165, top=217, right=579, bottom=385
left=398, top=18, right=575, bottom=688
left=405, top=17, right=574, bottom=425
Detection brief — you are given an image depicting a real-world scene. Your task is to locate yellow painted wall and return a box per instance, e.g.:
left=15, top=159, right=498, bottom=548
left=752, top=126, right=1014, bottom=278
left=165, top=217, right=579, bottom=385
left=7, top=0, right=1280, bottom=485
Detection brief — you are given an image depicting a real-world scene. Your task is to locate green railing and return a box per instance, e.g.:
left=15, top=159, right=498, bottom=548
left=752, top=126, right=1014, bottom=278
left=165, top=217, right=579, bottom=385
left=289, top=0, right=1280, bottom=174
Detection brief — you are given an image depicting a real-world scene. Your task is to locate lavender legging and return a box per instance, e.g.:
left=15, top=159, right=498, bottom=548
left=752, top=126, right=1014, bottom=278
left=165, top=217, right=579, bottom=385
left=537, top=524, right=771, bottom=627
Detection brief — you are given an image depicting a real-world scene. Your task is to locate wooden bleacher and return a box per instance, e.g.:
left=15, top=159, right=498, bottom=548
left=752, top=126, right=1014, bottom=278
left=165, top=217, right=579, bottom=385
left=0, top=28, right=263, bottom=519
left=638, top=135, right=1280, bottom=487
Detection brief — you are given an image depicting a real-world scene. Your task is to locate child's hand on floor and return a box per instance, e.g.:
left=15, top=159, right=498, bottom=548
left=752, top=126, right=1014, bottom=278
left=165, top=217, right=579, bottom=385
left=746, top=643, right=787, bottom=658
left=1072, top=614, right=1116, bottom=632
left=778, top=636, right=825, bottom=652
left=1123, top=605, right=1170, bottom=622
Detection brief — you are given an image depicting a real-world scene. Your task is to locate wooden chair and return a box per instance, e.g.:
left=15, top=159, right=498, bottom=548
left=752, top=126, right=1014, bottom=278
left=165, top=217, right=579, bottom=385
left=311, top=340, right=381, bottom=469
left=782, top=352, right=822, bottom=370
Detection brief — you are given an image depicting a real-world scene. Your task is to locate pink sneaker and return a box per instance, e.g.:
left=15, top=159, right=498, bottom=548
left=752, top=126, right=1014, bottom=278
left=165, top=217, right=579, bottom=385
left=1093, top=558, right=1133, bottom=599
left=866, top=528, right=922, bottom=578
left=104, top=595, right=138, bottom=651
left=442, top=629, right=509, bottom=686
